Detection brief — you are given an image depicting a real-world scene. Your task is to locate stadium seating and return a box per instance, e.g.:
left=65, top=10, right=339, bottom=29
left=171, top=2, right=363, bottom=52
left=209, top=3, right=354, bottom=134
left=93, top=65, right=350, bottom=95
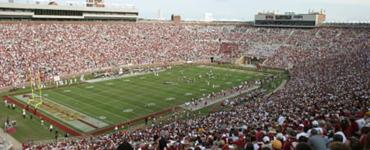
left=28, top=48, right=370, bottom=149
left=0, top=22, right=369, bottom=149
left=0, top=23, right=368, bottom=88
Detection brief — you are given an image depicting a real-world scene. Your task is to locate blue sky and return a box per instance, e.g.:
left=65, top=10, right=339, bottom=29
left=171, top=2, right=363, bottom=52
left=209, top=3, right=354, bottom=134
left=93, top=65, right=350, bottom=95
left=2, top=0, right=370, bottom=21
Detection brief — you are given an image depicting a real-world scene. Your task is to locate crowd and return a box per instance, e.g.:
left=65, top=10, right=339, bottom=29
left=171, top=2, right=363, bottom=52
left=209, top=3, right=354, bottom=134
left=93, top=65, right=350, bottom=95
left=263, top=28, right=369, bottom=68
left=0, top=23, right=369, bottom=88
left=0, top=22, right=369, bottom=149
left=27, top=48, right=369, bottom=149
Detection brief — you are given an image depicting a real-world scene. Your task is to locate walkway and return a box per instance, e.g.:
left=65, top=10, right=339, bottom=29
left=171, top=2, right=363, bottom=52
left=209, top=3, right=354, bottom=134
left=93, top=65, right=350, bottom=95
left=0, top=127, right=22, bottom=150
left=180, top=86, right=260, bottom=111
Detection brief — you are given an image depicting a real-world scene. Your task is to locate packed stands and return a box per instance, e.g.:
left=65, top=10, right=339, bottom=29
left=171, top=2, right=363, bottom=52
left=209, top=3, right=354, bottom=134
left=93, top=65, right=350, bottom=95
left=0, top=22, right=369, bottom=149
left=27, top=46, right=369, bottom=149
left=0, top=23, right=368, bottom=88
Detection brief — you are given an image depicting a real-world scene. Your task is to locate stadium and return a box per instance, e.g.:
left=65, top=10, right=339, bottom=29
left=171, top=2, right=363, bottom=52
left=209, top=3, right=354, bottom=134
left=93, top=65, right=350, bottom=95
left=0, top=1, right=369, bottom=150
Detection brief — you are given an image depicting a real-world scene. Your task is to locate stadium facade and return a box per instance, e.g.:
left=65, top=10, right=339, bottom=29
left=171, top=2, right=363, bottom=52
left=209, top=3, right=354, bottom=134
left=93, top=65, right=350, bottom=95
left=0, top=3, right=138, bottom=21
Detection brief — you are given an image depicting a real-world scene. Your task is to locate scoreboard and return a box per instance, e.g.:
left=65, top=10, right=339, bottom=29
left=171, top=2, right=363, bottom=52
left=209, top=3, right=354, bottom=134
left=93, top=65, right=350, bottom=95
left=254, top=11, right=326, bottom=27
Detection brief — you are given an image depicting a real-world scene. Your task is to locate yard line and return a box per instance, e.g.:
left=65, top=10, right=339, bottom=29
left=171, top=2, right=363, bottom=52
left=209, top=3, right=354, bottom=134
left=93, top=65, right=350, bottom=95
left=41, top=93, right=115, bottom=125
left=66, top=87, right=150, bottom=119
left=94, top=82, right=172, bottom=110
left=90, top=83, right=168, bottom=108
left=46, top=90, right=126, bottom=123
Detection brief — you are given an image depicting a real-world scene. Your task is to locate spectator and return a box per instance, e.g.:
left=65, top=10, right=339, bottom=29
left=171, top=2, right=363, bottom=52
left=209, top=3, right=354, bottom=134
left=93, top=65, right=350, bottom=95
left=329, top=142, right=351, bottom=150
left=2, top=23, right=366, bottom=150
left=295, top=143, right=312, bottom=150
left=308, top=129, right=328, bottom=150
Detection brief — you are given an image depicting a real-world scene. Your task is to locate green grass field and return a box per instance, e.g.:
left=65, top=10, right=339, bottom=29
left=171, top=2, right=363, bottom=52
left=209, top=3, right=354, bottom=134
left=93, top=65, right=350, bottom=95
left=1, top=65, right=285, bottom=142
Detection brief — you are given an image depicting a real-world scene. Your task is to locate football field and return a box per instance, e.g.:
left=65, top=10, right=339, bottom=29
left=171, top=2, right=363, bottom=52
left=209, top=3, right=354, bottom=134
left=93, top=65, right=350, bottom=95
left=10, top=65, right=270, bottom=134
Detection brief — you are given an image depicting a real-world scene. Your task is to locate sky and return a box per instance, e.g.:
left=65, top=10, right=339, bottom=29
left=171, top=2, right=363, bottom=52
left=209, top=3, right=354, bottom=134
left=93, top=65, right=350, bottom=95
left=1, top=0, right=370, bottom=21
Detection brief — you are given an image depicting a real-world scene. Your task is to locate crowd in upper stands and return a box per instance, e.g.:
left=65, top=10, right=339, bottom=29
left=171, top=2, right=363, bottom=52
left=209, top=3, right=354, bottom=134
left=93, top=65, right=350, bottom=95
left=0, top=22, right=369, bottom=149
left=0, top=23, right=368, bottom=88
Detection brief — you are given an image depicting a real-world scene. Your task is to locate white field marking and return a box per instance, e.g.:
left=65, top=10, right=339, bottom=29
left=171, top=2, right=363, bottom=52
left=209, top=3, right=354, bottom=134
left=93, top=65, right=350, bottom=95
left=85, top=69, right=167, bottom=83
left=18, top=93, right=111, bottom=131
left=197, top=65, right=264, bottom=75
left=185, top=92, right=193, bottom=96
left=165, top=97, right=176, bottom=101
left=64, top=90, right=71, bottom=93
left=200, top=89, right=207, bottom=91
left=106, top=82, right=114, bottom=85
left=146, top=103, right=156, bottom=106
left=31, top=93, right=117, bottom=124
left=99, top=116, right=107, bottom=120
left=180, top=86, right=260, bottom=111
left=122, top=109, right=134, bottom=113
left=165, top=81, right=178, bottom=85
left=86, top=86, right=94, bottom=89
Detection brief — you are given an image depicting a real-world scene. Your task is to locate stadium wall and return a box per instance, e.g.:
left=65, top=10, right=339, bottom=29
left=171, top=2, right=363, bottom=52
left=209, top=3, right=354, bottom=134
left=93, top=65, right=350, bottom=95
left=91, top=106, right=182, bottom=135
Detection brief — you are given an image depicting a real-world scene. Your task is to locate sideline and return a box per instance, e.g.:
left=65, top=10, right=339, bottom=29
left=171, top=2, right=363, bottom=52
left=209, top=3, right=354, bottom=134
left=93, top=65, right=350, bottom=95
left=262, top=79, right=287, bottom=99
left=183, top=78, right=288, bottom=111
left=180, top=86, right=259, bottom=111
left=198, top=65, right=253, bottom=73
left=84, top=70, right=166, bottom=83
